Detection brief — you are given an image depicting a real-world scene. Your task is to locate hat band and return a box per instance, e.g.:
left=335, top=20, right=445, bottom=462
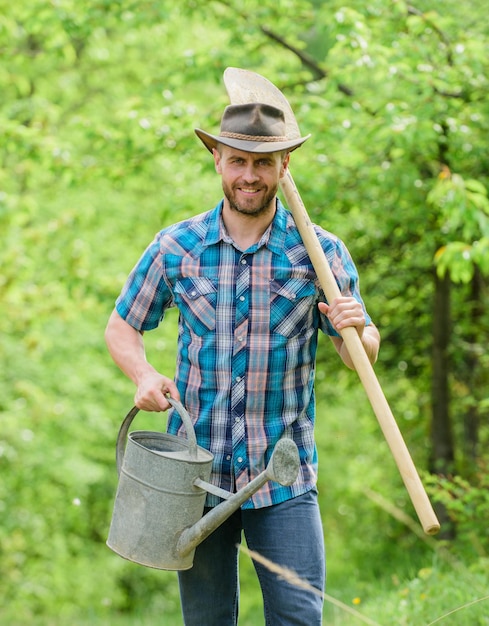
left=220, top=131, right=288, bottom=143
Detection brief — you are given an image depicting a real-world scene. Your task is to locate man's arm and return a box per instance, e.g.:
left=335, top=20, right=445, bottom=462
left=105, top=309, right=179, bottom=411
left=318, top=298, right=380, bottom=370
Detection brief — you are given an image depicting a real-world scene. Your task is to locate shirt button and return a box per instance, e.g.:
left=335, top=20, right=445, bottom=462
left=226, top=455, right=231, bottom=461
left=237, top=336, right=243, bottom=342
left=235, top=376, right=241, bottom=382
left=241, top=258, right=247, bottom=265
left=237, top=457, right=243, bottom=463
left=239, top=295, right=245, bottom=301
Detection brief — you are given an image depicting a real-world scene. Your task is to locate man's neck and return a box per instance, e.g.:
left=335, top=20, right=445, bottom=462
left=221, top=199, right=276, bottom=250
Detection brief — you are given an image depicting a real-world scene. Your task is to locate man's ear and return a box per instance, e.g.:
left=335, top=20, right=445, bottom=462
left=280, top=152, right=290, bottom=178
left=212, top=148, right=221, bottom=174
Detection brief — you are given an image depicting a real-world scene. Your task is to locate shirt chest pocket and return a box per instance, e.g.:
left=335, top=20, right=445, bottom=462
left=174, top=277, right=218, bottom=335
left=270, top=277, right=318, bottom=338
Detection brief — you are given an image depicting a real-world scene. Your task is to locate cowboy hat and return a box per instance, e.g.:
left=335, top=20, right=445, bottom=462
left=195, top=102, right=310, bottom=154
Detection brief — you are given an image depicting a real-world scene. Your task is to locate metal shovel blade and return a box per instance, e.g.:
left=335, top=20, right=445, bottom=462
left=223, top=67, right=302, bottom=139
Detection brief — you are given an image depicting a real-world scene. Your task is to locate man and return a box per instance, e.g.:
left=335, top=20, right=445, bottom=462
left=105, top=101, right=380, bottom=625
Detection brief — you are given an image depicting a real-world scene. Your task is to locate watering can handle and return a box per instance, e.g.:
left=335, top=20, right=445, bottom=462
left=167, top=397, right=198, bottom=459
left=115, top=397, right=198, bottom=474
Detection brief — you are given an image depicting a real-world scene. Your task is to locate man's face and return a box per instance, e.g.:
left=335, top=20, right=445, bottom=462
left=213, top=145, right=289, bottom=217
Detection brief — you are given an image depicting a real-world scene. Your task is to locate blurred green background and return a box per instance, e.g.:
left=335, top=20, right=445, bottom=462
left=1, top=1, right=488, bottom=623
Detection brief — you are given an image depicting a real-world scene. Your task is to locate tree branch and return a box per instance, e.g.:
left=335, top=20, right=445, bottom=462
left=407, top=3, right=453, bottom=65
left=260, top=25, right=354, bottom=96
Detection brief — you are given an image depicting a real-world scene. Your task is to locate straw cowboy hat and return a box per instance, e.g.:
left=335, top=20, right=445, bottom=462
left=195, top=102, right=310, bottom=154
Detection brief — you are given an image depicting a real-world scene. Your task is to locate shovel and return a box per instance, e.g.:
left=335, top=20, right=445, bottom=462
left=223, top=67, right=440, bottom=536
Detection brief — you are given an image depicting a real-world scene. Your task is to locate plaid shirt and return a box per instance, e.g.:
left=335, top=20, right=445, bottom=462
left=116, top=200, right=371, bottom=508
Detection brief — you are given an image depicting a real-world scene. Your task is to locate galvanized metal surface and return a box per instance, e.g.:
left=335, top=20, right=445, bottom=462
left=107, top=398, right=300, bottom=571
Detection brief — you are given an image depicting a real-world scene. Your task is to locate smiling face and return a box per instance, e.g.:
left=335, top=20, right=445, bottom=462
left=213, top=145, right=290, bottom=218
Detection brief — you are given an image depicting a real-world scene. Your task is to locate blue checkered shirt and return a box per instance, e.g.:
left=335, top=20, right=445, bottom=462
left=115, top=200, right=371, bottom=508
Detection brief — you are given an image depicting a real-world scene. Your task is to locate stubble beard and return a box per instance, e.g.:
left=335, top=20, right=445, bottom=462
left=223, top=181, right=278, bottom=218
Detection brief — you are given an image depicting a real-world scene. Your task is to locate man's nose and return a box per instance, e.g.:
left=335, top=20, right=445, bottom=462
left=242, top=163, right=259, bottom=182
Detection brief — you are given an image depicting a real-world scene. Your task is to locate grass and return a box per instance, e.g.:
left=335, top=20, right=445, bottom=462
left=324, top=562, right=489, bottom=625
left=6, top=549, right=485, bottom=626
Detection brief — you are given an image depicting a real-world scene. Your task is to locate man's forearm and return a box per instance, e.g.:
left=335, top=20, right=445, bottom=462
left=105, top=309, right=157, bottom=385
left=337, top=323, right=380, bottom=370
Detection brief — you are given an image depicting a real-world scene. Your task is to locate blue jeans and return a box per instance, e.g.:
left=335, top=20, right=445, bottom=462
left=178, top=489, right=325, bottom=625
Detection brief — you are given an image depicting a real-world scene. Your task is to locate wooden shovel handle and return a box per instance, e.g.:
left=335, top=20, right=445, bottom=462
left=281, top=172, right=440, bottom=535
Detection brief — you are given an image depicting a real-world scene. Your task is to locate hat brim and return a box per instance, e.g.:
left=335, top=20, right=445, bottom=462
left=194, top=129, right=310, bottom=154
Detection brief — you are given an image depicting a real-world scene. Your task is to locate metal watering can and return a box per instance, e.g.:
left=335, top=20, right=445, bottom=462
left=107, top=397, right=300, bottom=570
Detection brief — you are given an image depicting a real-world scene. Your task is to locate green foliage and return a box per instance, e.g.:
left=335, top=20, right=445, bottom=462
left=429, top=173, right=489, bottom=282
left=426, top=462, right=489, bottom=557
left=1, top=0, right=489, bottom=623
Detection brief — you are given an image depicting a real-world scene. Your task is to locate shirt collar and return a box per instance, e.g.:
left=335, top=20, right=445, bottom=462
left=203, top=199, right=288, bottom=255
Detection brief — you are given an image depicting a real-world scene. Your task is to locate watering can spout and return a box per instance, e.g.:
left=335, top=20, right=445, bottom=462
left=177, top=437, right=300, bottom=559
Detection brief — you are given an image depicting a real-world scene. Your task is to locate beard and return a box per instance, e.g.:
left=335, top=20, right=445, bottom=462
left=222, top=179, right=278, bottom=217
